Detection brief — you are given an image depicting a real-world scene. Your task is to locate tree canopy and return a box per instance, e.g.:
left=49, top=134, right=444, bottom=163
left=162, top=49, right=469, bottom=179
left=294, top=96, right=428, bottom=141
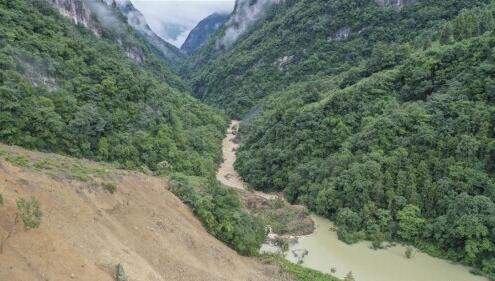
left=0, top=0, right=227, bottom=176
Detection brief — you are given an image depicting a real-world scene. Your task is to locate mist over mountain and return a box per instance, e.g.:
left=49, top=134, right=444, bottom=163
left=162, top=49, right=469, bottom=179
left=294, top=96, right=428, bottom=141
left=160, top=22, right=189, bottom=47
left=218, top=0, right=282, bottom=48
left=129, top=0, right=235, bottom=48
left=51, top=0, right=185, bottom=65
left=109, top=0, right=186, bottom=64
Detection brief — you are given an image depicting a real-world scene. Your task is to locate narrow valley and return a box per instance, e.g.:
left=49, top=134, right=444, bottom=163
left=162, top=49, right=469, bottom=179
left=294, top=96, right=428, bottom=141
left=1, top=0, right=495, bottom=280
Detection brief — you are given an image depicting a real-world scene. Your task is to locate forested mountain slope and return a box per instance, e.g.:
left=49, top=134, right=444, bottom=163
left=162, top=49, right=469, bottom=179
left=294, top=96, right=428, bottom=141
left=185, top=0, right=492, bottom=117
left=186, top=0, right=495, bottom=279
left=3, top=0, right=495, bottom=279
left=0, top=0, right=226, bottom=177
left=0, top=0, right=281, bottom=262
left=52, top=0, right=185, bottom=66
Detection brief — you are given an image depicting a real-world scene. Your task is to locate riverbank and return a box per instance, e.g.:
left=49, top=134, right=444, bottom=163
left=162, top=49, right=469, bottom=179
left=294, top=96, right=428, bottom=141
left=216, top=120, right=245, bottom=190
left=217, top=121, right=278, bottom=200
left=260, top=255, right=340, bottom=281
left=217, top=120, right=315, bottom=238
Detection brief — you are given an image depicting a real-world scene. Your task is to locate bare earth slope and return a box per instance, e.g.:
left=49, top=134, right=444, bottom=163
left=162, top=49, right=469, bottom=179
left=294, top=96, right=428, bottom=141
left=0, top=144, right=291, bottom=281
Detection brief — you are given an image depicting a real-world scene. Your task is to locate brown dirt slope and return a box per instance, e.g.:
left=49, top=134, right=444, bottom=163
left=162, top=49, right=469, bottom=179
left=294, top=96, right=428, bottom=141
left=0, top=144, right=291, bottom=281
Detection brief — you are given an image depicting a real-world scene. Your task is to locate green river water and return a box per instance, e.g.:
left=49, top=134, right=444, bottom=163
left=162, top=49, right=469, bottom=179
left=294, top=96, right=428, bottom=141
left=283, top=215, right=488, bottom=281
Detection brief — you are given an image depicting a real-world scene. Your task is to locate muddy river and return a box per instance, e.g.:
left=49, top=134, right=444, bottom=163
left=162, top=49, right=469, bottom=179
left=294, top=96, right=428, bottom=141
left=286, top=215, right=487, bottom=281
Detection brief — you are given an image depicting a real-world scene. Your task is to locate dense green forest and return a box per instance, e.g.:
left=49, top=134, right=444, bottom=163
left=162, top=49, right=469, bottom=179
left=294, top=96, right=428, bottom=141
left=185, top=0, right=494, bottom=117
left=170, top=174, right=266, bottom=255
left=186, top=0, right=495, bottom=278
left=0, top=0, right=227, bottom=176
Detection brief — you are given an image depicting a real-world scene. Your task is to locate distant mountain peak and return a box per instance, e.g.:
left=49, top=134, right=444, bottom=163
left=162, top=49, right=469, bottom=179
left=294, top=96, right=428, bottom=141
left=181, top=13, right=229, bottom=55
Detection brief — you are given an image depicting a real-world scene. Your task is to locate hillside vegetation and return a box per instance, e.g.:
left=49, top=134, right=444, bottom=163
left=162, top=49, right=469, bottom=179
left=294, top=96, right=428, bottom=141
left=3, top=0, right=495, bottom=279
left=186, top=0, right=492, bottom=117
left=187, top=0, right=495, bottom=279
left=0, top=0, right=226, bottom=177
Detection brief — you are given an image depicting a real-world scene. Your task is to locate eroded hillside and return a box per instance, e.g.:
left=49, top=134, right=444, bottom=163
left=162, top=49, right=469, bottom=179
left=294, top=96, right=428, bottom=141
left=0, top=144, right=292, bottom=281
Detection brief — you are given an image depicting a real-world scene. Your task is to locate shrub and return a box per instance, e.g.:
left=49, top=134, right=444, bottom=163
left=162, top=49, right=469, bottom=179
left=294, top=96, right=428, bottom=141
left=5, top=155, right=29, bottom=167
left=371, top=232, right=385, bottom=250
left=0, top=193, right=3, bottom=207
left=405, top=246, right=415, bottom=259
left=16, top=197, right=42, bottom=230
left=1, top=196, right=42, bottom=253
left=170, top=174, right=265, bottom=255
left=156, top=160, right=173, bottom=176
left=261, top=254, right=340, bottom=281
left=270, top=197, right=285, bottom=209
left=102, top=182, right=117, bottom=194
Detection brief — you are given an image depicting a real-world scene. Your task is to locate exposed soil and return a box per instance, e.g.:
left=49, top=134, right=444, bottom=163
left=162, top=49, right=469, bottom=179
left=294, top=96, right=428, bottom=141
left=0, top=144, right=293, bottom=281
left=216, top=120, right=245, bottom=190
left=217, top=121, right=314, bottom=237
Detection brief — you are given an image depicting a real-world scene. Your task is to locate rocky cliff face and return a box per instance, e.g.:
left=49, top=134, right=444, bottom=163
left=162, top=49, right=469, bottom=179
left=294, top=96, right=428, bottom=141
left=51, top=0, right=184, bottom=64
left=374, top=0, right=407, bottom=8
left=50, top=0, right=99, bottom=34
left=181, top=13, right=229, bottom=55
left=110, top=0, right=185, bottom=64
left=218, top=0, right=283, bottom=48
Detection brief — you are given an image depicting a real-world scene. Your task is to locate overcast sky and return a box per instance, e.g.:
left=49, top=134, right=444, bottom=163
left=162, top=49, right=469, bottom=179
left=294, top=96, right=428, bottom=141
left=130, top=0, right=235, bottom=47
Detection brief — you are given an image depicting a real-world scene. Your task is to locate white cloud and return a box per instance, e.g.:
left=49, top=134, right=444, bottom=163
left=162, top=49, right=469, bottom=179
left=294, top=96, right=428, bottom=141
left=219, top=0, right=280, bottom=48
left=130, top=0, right=235, bottom=47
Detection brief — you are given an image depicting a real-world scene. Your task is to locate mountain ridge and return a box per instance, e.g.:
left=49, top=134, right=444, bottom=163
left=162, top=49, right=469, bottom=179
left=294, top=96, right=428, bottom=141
left=52, top=0, right=185, bottom=65
left=3, top=0, right=495, bottom=280
left=181, top=13, right=229, bottom=55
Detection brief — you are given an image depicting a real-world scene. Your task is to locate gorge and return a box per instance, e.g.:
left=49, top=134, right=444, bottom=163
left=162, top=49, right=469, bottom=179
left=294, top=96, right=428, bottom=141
left=1, top=0, right=495, bottom=280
